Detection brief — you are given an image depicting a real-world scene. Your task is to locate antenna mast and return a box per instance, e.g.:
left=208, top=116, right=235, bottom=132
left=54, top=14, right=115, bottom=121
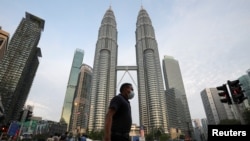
left=141, top=0, right=143, bottom=9
left=109, top=0, right=112, bottom=9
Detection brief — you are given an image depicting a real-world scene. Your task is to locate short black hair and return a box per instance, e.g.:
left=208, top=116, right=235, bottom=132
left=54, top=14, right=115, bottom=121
left=119, top=83, right=132, bottom=93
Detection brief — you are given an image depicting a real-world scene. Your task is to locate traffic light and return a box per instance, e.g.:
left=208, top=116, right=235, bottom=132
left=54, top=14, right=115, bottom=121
left=228, top=80, right=248, bottom=104
left=25, top=110, right=33, bottom=121
left=216, top=84, right=232, bottom=105
left=0, top=125, right=8, bottom=133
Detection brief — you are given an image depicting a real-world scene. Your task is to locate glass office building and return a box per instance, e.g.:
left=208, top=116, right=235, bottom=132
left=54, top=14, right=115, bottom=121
left=70, top=63, right=92, bottom=133
left=61, top=49, right=84, bottom=131
left=162, top=55, right=193, bottom=137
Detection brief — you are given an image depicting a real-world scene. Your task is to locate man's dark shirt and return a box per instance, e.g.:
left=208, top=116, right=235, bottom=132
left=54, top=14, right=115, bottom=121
left=109, top=94, right=132, bottom=133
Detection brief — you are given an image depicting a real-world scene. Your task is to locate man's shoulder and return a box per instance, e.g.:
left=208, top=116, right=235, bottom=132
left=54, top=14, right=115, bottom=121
left=112, top=94, right=123, bottom=100
left=110, top=94, right=124, bottom=107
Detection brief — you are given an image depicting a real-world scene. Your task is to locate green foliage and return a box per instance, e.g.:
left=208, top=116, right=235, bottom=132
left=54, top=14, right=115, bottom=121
left=179, top=134, right=185, bottom=139
left=159, top=133, right=170, bottom=141
left=145, top=127, right=170, bottom=141
left=219, top=119, right=241, bottom=125
left=145, top=132, right=154, bottom=141
left=243, top=108, right=250, bottom=124
left=88, top=129, right=104, bottom=140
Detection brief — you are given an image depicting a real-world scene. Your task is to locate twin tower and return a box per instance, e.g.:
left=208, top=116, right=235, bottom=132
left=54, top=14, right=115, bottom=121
left=88, top=7, right=168, bottom=133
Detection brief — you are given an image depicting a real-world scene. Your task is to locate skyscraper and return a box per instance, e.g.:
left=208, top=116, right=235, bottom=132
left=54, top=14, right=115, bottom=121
left=70, top=63, right=92, bottom=133
left=88, top=7, right=170, bottom=133
left=162, top=55, right=193, bottom=136
left=192, top=119, right=203, bottom=141
left=135, top=8, right=168, bottom=133
left=88, top=7, right=118, bottom=131
left=0, top=27, right=9, bottom=61
left=200, top=88, right=234, bottom=125
left=0, top=12, right=44, bottom=123
left=61, top=49, right=84, bottom=131
left=200, top=118, right=208, bottom=140
left=165, top=88, right=180, bottom=130
left=238, top=74, right=250, bottom=105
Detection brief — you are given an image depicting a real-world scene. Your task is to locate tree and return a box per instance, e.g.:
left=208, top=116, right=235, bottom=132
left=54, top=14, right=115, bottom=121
left=145, top=127, right=170, bottom=141
left=242, top=108, right=250, bottom=124
left=155, top=128, right=162, bottom=140
left=159, top=133, right=170, bottom=141
left=179, top=134, right=185, bottom=140
left=145, top=132, right=154, bottom=141
left=88, top=129, right=104, bottom=140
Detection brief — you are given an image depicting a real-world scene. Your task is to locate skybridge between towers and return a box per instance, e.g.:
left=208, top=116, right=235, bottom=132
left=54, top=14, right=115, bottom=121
left=116, top=66, right=137, bottom=71
left=116, top=66, right=138, bottom=88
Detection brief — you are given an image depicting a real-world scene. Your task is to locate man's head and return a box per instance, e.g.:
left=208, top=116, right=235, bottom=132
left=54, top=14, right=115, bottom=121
left=120, top=83, right=134, bottom=100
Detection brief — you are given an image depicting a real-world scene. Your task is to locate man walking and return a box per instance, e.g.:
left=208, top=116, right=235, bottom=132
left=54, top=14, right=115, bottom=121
left=103, top=83, right=135, bottom=141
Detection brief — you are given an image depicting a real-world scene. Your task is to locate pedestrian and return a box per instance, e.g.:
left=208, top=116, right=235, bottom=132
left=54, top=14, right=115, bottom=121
left=46, top=135, right=53, bottom=141
left=68, top=132, right=74, bottom=141
left=79, top=134, right=86, bottom=141
left=103, top=83, right=135, bottom=141
left=53, top=133, right=60, bottom=141
left=60, top=132, right=68, bottom=141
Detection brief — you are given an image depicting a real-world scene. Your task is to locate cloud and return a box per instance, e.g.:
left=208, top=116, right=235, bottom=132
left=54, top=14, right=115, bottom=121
left=3, top=0, right=250, bottom=123
left=155, top=0, right=250, bottom=118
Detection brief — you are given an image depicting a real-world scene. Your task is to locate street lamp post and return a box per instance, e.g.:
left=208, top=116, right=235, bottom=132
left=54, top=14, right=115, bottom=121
left=186, top=122, right=191, bottom=141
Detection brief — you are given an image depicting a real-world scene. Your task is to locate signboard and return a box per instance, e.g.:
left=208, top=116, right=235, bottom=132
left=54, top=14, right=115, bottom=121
left=132, top=136, right=140, bottom=141
left=7, top=122, right=20, bottom=136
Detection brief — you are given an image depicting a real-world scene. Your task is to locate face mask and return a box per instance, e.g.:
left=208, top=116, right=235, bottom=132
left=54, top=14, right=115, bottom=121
left=128, top=91, right=135, bottom=99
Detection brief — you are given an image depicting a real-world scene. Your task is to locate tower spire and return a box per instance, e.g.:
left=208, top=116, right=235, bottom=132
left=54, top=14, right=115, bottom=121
left=88, top=4, right=117, bottom=132
left=141, top=0, right=143, bottom=9
left=109, top=0, right=112, bottom=9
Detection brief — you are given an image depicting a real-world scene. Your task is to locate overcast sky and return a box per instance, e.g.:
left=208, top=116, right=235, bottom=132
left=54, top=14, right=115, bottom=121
left=1, top=0, right=250, bottom=125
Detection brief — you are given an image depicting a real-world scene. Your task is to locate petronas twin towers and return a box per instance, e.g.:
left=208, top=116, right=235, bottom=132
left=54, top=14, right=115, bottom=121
left=88, top=7, right=168, bottom=133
